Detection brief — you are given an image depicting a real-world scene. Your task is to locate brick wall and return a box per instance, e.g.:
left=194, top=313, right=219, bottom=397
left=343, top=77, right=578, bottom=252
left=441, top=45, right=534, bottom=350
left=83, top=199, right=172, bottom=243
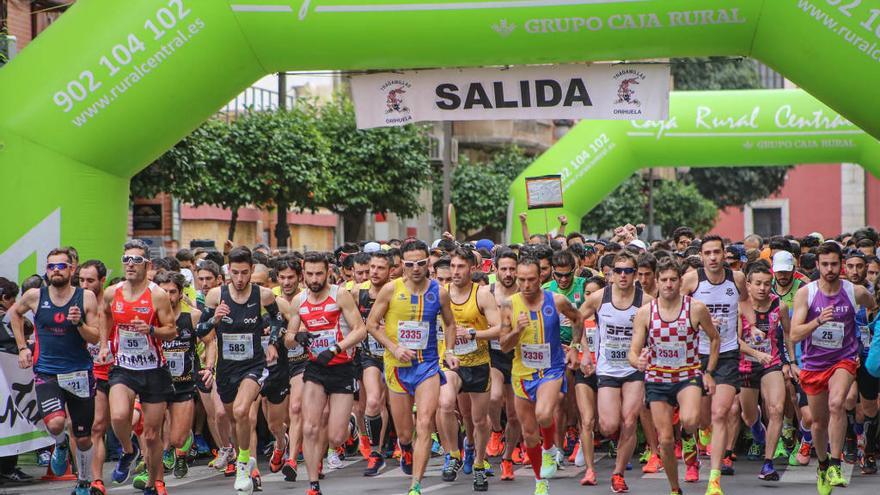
left=6, top=0, right=30, bottom=48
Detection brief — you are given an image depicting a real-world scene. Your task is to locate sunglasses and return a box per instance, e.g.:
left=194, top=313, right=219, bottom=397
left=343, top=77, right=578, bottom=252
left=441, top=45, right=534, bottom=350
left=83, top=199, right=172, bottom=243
left=402, top=258, right=429, bottom=268
left=553, top=270, right=574, bottom=279
left=122, top=255, right=147, bottom=265
left=47, top=262, right=70, bottom=271
left=613, top=267, right=636, bottom=275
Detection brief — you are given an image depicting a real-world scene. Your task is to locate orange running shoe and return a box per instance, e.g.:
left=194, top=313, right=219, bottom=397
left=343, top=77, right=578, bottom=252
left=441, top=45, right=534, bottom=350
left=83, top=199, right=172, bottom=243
left=269, top=448, right=285, bottom=473
left=359, top=435, right=372, bottom=459
left=610, top=473, right=628, bottom=493
left=568, top=442, right=580, bottom=464
left=512, top=446, right=524, bottom=465
left=282, top=458, right=298, bottom=482
left=580, top=468, right=597, bottom=486
left=684, top=461, right=700, bottom=482
left=642, top=453, right=663, bottom=474
left=90, top=479, right=107, bottom=495
left=224, top=461, right=235, bottom=477
left=487, top=431, right=504, bottom=457
left=154, top=480, right=168, bottom=495
left=306, top=489, right=321, bottom=495
left=393, top=444, right=402, bottom=460
left=500, top=459, right=515, bottom=480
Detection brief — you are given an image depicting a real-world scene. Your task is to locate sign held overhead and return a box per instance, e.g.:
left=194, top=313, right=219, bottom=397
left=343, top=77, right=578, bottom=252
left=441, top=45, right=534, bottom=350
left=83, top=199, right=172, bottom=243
left=351, top=64, right=670, bottom=129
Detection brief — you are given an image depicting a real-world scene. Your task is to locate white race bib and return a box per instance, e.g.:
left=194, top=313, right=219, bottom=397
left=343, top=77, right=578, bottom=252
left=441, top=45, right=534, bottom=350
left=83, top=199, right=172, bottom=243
left=166, top=351, right=185, bottom=377
left=288, top=345, right=304, bottom=358
left=367, top=335, right=385, bottom=355
left=118, top=329, right=154, bottom=370
left=521, top=343, right=551, bottom=369
left=453, top=332, right=478, bottom=356
left=261, top=335, right=271, bottom=355
left=398, top=321, right=430, bottom=350
left=604, top=339, right=629, bottom=366
left=860, top=326, right=871, bottom=349
left=57, top=370, right=90, bottom=398
left=654, top=342, right=687, bottom=369
left=223, top=333, right=254, bottom=361
left=308, top=330, right=338, bottom=355
left=812, top=322, right=845, bottom=349
left=490, top=339, right=502, bottom=351
left=585, top=327, right=597, bottom=354
left=746, top=335, right=772, bottom=362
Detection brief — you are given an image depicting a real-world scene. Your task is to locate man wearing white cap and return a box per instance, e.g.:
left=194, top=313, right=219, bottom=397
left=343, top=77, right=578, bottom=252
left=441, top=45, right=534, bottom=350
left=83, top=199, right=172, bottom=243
left=628, top=240, right=647, bottom=253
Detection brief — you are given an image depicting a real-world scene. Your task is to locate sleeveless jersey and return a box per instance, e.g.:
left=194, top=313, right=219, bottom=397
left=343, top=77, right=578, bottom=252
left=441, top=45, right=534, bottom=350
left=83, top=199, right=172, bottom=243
left=277, top=293, right=308, bottom=364
left=163, top=310, right=196, bottom=383
left=739, top=296, right=783, bottom=373
left=358, top=281, right=385, bottom=358
left=33, top=287, right=91, bottom=375
left=692, top=268, right=739, bottom=354
left=383, top=278, right=442, bottom=368
left=544, top=277, right=586, bottom=344
left=857, top=283, right=874, bottom=356
left=445, top=283, right=490, bottom=367
left=595, top=286, right=643, bottom=378
left=646, top=296, right=701, bottom=383
left=298, top=285, right=353, bottom=366
left=774, top=278, right=804, bottom=365
left=215, top=284, right=265, bottom=370
left=802, top=280, right=858, bottom=371
left=511, top=290, right=565, bottom=379
left=111, top=283, right=165, bottom=370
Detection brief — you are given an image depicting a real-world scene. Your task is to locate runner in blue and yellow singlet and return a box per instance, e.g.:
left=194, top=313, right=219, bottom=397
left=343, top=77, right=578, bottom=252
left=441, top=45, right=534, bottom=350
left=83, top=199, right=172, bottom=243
left=500, top=257, right=582, bottom=495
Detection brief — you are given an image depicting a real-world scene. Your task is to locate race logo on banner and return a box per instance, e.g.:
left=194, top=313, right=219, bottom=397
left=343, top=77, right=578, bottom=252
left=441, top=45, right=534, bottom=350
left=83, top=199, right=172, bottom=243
left=351, top=64, right=670, bottom=129
left=0, top=353, right=52, bottom=455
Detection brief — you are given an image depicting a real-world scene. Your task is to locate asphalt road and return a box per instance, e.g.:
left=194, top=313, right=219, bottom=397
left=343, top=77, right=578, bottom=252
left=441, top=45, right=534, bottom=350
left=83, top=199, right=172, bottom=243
left=5, top=451, right=878, bottom=495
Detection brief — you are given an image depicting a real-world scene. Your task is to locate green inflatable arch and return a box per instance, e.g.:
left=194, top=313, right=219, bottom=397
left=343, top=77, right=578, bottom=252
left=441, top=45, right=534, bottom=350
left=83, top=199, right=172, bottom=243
left=508, top=89, right=880, bottom=243
left=2, top=0, right=880, bottom=278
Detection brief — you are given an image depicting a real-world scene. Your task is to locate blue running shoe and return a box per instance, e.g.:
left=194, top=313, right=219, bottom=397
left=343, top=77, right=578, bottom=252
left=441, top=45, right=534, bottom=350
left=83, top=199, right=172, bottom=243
left=72, top=480, right=90, bottom=495
left=432, top=438, right=444, bottom=456
left=626, top=462, right=633, bottom=471
left=51, top=435, right=70, bottom=476
left=463, top=441, right=475, bottom=475
left=194, top=435, right=211, bottom=456
left=112, top=443, right=140, bottom=484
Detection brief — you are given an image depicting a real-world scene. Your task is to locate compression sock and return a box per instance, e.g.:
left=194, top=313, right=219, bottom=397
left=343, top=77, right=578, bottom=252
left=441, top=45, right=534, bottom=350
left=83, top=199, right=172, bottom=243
left=76, top=444, right=94, bottom=482
left=238, top=448, right=250, bottom=463
left=800, top=420, right=813, bottom=444
left=540, top=422, right=557, bottom=451
left=365, top=414, right=383, bottom=447
left=525, top=444, right=543, bottom=479
left=866, top=415, right=878, bottom=454
left=751, top=409, right=766, bottom=446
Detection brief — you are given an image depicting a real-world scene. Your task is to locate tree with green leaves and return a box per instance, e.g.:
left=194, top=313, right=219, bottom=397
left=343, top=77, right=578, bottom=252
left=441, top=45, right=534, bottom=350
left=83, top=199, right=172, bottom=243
left=652, top=179, right=718, bottom=236
left=317, top=95, right=430, bottom=241
left=580, top=173, right=646, bottom=236
left=672, top=57, right=791, bottom=207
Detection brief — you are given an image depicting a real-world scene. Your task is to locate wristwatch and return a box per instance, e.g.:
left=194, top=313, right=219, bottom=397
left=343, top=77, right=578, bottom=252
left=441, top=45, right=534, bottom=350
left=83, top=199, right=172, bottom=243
left=468, top=328, right=477, bottom=340
left=330, top=344, right=342, bottom=355
left=571, top=343, right=582, bottom=352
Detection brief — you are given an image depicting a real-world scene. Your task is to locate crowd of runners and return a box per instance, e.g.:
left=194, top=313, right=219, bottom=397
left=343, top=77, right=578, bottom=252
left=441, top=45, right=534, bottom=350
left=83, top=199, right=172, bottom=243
left=2, top=221, right=880, bottom=495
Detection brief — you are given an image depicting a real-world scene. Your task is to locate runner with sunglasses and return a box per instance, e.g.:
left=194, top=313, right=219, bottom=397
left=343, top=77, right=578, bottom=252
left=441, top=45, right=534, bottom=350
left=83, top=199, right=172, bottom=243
left=99, top=240, right=178, bottom=495
left=500, top=256, right=582, bottom=495
left=365, top=240, right=459, bottom=495
left=578, top=251, right=651, bottom=493
left=543, top=250, right=587, bottom=472
left=10, top=248, right=102, bottom=495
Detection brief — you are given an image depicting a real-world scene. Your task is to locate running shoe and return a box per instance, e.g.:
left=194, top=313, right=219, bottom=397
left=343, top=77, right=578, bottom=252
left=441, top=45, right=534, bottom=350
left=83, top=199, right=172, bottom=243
left=193, top=435, right=211, bottom=457
left=234, top=460, right=254, bottom=494
left=773, top=438, right=789, bottom=459
left=607, top=440, right=617, bottom=458
left=747, top=442, right=763, bottom=461
left=364, top=452, right=385, bottom=477
left=281, top=459, right=298, bottom=482
left=358, top=435, right=371, bottom=459
left=392, top=444, right=402, bottom=460
left=89, top=479, right=107, bottom=495
left=38, top=449, right=51, bottom=467
left=173, top=453, right=188, bottom=479
left=861, top=453, right=877, bottom=474
left=611, top=473, right=628, bottom=493
left=643, top=453, right=663, bottom=474
left=162, top=450, right=174, bottom=472
left=639, top=448, right=651, bottom=464
left=816, top=467, right=831, bottom=495
left=788, top=447, right=799, bottom=467
left=487, top=431, right=504, bottom=457
left=51, top=436, right=71, bottom=476
left=758, top=460, right=779, bottom=481
left=154, top=480, right=168, bottom=495
left=512, top=446, right=524, bottom=465
left=72, top=480, right=90, bottom=495
left=134, top=460, right=146, bottom=475
left=210, top=446, right=235, bottom=470
left=142, top=485, right=157, bottom=495
left=574, top=442, right=585, bottom=467
left=473, top=468, right=489, bottom=492
left=500, top=459, right=515, bottom=481
left=720, top=454, right=735, bottom=476
left=442, top=454, right=463, bottom=481
left=305, top=489, right=321, bottom=495
left=407, top=482, right=421, bottom=495
left=269, top=449, right=285, bottom=473
left=111, top=444, right=140, bottom=484
left=826, top=464, right=847, bottom=486
left=431, top=435, right=444, bottom=457
left=698, top=429, right=712, bottom=449
left=796, top=440, right=812, bottom=466
left=580, top=468, right=597, bottom=486
left=554, top=449, right=566, bottom=469
left=2, top=467, right=32, bottom=482
left=225, top=461, right=236, bottom=477
left=534, top=479, right=549, bottom=495
left=463, top=441, right=476, bottom=475
left=132, top=471, right=148, bottom=490
left=844, top=436, right=857, bottom=464
left=705, top=477, right=723, bottom=495
left=563, top=427, right=578, bottom=457
left=540, top=448, right=558, bottom=479
left=682, top=436, right=697, bottom=466
left=568, top=441, right=579, bottom=464
left=685, top=461, right=700, bottom=483
left=400, top=449, right=413, bottom=475
left=326, top=449, right=343, bottom=470
left=250, top=460, right=262, bottom=492
left=670, top=490, right=683, bottom=495
left=482, top=460, right=494, bottom=476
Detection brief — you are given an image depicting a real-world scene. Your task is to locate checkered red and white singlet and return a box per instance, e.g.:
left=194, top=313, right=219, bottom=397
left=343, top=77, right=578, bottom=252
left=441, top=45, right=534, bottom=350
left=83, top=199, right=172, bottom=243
left=646, top=295, right=701, bottom=384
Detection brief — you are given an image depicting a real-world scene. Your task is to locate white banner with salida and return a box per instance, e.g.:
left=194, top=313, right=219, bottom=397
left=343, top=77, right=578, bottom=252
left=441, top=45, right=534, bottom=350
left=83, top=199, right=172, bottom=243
left=351, top=64, right=670, bottom=129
